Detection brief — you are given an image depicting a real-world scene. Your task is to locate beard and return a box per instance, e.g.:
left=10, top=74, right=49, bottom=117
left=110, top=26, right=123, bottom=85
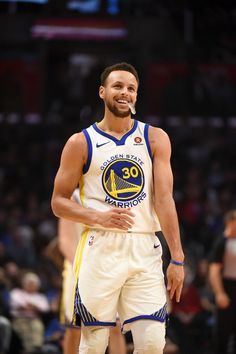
left=106, top=100, right=130, bottom=118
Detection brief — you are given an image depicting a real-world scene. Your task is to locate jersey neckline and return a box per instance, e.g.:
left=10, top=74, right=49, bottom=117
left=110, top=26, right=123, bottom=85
left=92, top=119, right=138, bottom=146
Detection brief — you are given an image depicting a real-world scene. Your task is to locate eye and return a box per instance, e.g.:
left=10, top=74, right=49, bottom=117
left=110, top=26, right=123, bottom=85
left=129, top=87, right=136, bottom=92
left=114, top=84, right=121, bottom=89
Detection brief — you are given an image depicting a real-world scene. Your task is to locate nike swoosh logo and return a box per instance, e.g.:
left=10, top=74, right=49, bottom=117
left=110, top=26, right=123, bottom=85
left=154, top=244, right=160, bottom=249
left=96, top=141, right=110, bottom=148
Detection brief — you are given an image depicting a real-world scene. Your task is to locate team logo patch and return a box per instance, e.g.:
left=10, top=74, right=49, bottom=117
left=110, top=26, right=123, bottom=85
left=102, top=158, right=144, bottom=201
left=134, top=136, right=142, bottom=144
left=88, top=235, right=95, bottom=246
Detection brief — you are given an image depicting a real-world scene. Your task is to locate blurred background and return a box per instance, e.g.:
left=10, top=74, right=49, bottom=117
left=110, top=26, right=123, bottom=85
left=0, top=1, right=236, bottom=353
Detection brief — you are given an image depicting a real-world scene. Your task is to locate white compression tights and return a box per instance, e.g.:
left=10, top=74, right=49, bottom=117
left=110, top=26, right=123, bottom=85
left=78, top=320, right=165, bottom=354
left=131, top=320, right=166, bottom=354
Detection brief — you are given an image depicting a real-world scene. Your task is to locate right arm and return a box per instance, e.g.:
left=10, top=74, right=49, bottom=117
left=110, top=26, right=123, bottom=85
left=209, top=262, right=230, bottom=309
left=209, top=236, right=230, bottom=309
left=51, top=132, right=134, bottom=230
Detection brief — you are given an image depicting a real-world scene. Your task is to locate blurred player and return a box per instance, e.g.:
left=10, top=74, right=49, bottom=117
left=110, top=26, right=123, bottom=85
left=209, top=209, right=236, bottom=354
left=58, top=189, right=126, bottom=354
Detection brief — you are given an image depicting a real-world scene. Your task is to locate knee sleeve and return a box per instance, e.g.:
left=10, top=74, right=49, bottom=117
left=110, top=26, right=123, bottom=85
left=79, top=326, right=109, bottom=354
left=131, top=320, right=166, bottom=354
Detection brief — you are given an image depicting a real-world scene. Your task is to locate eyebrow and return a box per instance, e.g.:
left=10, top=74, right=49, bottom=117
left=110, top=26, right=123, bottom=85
left=112, top=81, right=137, bottom=88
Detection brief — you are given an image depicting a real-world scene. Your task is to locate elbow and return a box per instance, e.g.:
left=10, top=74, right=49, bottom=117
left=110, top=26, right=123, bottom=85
left=51, top=196, right=61, bottom=218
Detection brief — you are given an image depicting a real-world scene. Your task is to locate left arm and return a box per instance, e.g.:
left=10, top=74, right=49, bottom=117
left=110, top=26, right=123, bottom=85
left=149, top=126, right=184, bottom=302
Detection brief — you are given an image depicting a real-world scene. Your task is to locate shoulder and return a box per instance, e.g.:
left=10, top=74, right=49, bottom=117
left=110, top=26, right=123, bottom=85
left=148, top=126, right=170, bottom=141
left=66, top=131, right=87, bottom=149
left=62, top=132, right=88, bottom=161
left=147, top=126, right=171, bottom=157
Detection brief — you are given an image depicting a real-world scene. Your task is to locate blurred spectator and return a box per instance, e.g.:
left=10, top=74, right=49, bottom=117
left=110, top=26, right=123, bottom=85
left=4, top=262, right=21, bottom=288
left=209, top=209, right=236, bottom=354
left=10, top=272, right=50, bottom=354
left=0, top=267, right=11, bottom=354
left=7, top=225, right=36, bottom=268
left=0, top=243, right=12, bottom=267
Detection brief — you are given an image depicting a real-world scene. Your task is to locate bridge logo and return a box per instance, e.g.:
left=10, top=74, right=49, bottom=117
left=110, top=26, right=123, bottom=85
left=102, top=158, right=144, bottom=201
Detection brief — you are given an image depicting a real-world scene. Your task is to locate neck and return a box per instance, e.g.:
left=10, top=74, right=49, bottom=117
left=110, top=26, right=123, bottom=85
left=98, top=115, right=134, bottom=135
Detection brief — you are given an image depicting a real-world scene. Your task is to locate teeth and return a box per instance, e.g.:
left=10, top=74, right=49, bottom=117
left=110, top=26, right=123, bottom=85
left=117, top=100, right=128, bottom=103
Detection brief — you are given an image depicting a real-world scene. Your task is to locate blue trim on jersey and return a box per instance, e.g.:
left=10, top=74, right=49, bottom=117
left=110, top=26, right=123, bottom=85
left=123, top=303, right=167, bottom=326
left=92, top=120, right=138, bottom=146
left=83, top=321, right=116, bottom=327
left=144, top=124, right=152, bottom=160
left=82, top=129, right=92, bottom=174
left=123, top=315, right=166, bottom=325
left=73, top=284, right=116, bottom=327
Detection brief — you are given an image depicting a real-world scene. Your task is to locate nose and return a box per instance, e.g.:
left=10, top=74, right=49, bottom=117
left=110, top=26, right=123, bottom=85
left=120, top=86, right=129, bottom=95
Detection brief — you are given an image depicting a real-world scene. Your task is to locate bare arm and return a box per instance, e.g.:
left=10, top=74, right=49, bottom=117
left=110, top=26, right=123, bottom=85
left=51, top=132, right=134, bottom=230
left=150, top=127, right=184, bottom=302
left=58, top=218, right=78, bottom=263
left=209, top=262, right=230, bottom=309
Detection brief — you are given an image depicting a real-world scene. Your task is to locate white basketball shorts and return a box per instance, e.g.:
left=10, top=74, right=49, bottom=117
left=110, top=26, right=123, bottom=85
left=72, top=229, right=167, bottom=333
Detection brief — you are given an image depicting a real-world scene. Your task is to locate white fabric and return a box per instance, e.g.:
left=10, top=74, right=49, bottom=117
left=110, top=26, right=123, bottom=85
left=131, top=320, right=166, bottom=354
left=81, top=120, right=160, bottom=233
left=76, top=229, right=166, bottom=331
left=79, top=326, right=109, bottom=354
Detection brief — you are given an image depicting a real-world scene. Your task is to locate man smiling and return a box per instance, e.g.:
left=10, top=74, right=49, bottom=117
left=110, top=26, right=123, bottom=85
left=51, top=62, right=184, bottom=354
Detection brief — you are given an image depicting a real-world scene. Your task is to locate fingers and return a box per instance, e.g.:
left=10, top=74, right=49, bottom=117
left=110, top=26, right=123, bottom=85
left=167, top=265, right=184, bottom=302
left=168, top=281, right=183, bottom=302
left=167, top=279, right=176, bottom=301
left=113, top=219, right=133, bottom=230
left=175, top=284, right=183, bottom=303
left=97, top=208, right=135, bottom=230
left=112, top=207, right=135, bottom=217
left=112, top=217, right=134, bottom=230
left=110, top=208, right=135, bottom=230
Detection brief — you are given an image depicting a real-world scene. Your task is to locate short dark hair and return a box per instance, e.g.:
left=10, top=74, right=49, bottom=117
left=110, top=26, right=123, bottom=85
left=100, top=62, right=139, bottom=86
left=224, top=209, right=236, bottom=225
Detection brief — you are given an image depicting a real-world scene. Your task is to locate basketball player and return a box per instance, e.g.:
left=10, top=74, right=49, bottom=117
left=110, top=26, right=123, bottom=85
left=58, top=189, right=126, bottom=354
left=51, top=62, right=185, bottom=354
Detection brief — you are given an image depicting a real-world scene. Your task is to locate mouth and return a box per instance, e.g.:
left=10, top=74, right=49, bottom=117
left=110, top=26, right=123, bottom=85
left=115, top=99, right=131, bottom=110
left=116, top=99, right=129, bottom=105
left=115, top=100, right=136, bottom=114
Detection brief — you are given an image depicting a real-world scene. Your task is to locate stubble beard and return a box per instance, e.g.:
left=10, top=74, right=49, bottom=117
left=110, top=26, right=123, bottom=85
left=106, top=101, right=130, bottom=118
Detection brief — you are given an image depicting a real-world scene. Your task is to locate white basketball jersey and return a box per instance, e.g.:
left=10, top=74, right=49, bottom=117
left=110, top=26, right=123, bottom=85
left=80, top=119, right=160, bottom=233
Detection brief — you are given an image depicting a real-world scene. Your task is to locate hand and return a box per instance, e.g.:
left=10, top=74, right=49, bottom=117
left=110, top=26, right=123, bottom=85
left=166, top=263, right=185, bottom=302
left=96, top=208, right=135, bottom=230
left=216, top=292, right=230, bottom=309
left=176, top=311, right=195, bottom=324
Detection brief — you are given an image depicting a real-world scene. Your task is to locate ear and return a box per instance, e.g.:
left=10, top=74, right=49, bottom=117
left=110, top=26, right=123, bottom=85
left=99, top=85, right=105, bottom=99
